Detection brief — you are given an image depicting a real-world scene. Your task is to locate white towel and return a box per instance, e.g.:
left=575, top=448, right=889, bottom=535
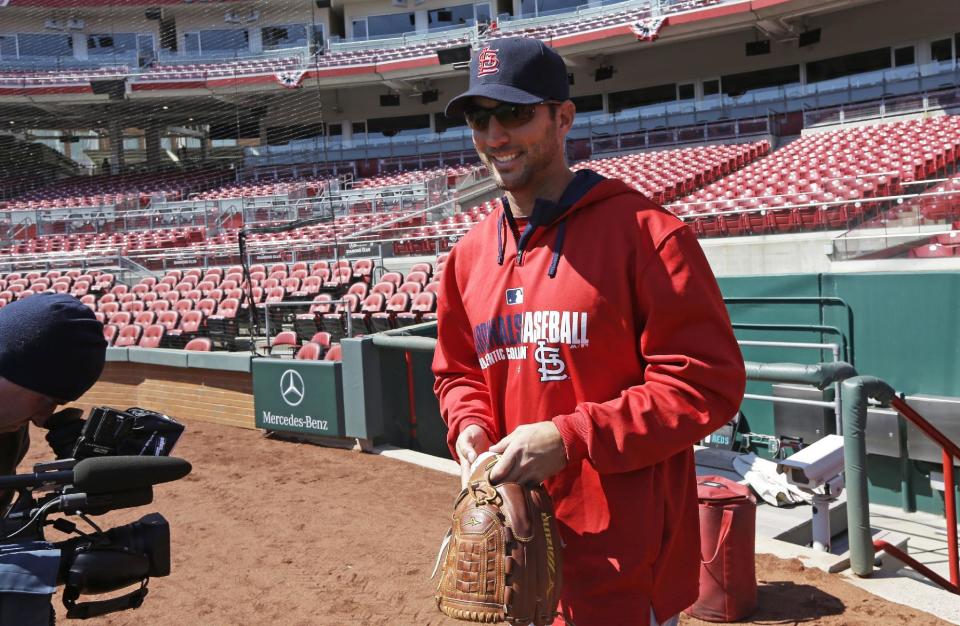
left=733, top=453, right=812, bottom=507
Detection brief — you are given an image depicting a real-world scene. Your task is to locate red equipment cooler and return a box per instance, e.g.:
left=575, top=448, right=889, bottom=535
left=686, top=475, right=757, bottom=622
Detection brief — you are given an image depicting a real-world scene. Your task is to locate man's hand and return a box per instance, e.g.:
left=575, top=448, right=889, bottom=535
left=488, top=421, right=568, bottom=486
left=456, top=424, right=493, bottom=488
left=43, top=408, right=85, bottom=460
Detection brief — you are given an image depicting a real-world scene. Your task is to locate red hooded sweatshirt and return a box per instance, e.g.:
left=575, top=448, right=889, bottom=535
left=432, top=172, right=745, bottom=626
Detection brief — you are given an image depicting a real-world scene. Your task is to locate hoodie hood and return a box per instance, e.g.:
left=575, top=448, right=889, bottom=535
left=497, top=169, right=631, bottom=278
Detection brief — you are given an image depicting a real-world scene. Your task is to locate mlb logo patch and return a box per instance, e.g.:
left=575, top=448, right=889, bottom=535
left=505, top=288, right=523, bottom=305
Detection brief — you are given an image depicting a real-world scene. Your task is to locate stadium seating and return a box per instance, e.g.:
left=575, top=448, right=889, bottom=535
left=0, top=168, right=229, bottom=211
left=113, top=324, right=142, bottom=348
left=396, top=292, right=437, bottom=327
left=385, top=142, right=769, bottom=255
left=270, top=330, right=300, bottom=357
left=353, top=166, right=477, bottom=189
left=139, top=324, right=166, bottom=349
left=370, top=293, right=412, bottom=332
left=323, top=344, right=343, bottom=362
left=576, top=141, right=770, bottom=205
left=670, top=116, right=960, bottom=236
left=295, top=342, right=322, bottom=360
left=321, top=294, right=360, bottom=342
left=350, top=293, right=386, bottom=334
left=888, top=174, right=960, bottom=225
left=191, top=178, right=326, bottom=201
left=136, top=56, right=302, bottom=82
left=294, top=295, right=334, bottom=342
left=1, top=0, right=720, bottom=94
left=184, top=337, right=212, bottom=352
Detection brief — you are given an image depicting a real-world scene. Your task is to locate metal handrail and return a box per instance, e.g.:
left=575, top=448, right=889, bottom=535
left=732, top=324, right=849, bottom=364
left=262, top=299, right=353, bottom=350
left=841, top=377, right=960, bottom=594
left=725, top=296, right=856, bottom=366
left=887, top=396, right=960, bottom=591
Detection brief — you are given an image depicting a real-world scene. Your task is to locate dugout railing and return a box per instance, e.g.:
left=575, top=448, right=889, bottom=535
left=841, top=378, right=960, bottom=595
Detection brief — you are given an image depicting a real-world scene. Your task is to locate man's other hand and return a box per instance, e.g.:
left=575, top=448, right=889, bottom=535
left=456, top=424, right=493, bottom=488
left=43, top=408, right=85, bottom=460
left=488, top=421, right=568, bottom=486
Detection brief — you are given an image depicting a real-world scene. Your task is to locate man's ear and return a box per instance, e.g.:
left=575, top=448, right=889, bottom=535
left=557, top=100, right=576, bottom=136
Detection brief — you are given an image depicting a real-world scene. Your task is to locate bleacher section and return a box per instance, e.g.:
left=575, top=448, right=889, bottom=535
left=353, top=165, right=478, bottom=189
left=0, top=168, right=231, bottom=211
left=0, top=0, right=726, bottom=91
left=890, top=174, right=960, bottom=226
left=2, top=117, right=958, bottom=270
left=6, top=212, right=426, bottom=259
left=669, top=116, right=960, bottom=236
left=0, top=257, right=444, bottom=358
left=374, top=141, right=771, bottom=254
left=910, top=232, right=960, bottom=258
left=191, top=178, right=327, bottom=201
left=574, top=142, right=769, bottom=205
left=138, top=57, right=301, bottom=82
left=0, top=66, right=128, bottom=87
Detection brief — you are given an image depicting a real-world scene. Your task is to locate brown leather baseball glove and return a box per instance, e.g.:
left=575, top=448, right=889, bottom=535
left=433, top=453, right=563, bottom=625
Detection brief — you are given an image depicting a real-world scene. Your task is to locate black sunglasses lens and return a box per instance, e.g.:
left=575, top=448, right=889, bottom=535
left=466, top=104, right=538, bottom=130
left=465, top=108, right=492, bottom=130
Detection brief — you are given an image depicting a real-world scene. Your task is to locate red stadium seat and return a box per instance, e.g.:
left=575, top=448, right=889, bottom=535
left=321, top=293, right=359, bottom=342
left=350, top=293, right=385, bottom=333
left=397, top=292, right=436, bottom=327
left=139, top=324, right=166, bottom=349
left=294, top=342, right=322, bottom=360
left=184, top=337, right=212, bottom=352
left=157, top=310, right=180, bottom=332
left=270, top=330, right=299, bottom=357
left=371, top=281, right=396, bottom=298
left=323, top=344, right=342, bottom=362
left=310, top=331, right=332, bottom=351
left=346, top=282, right=369, bottom=300
left=113, top=324, right=143, bottom=348
left=370, top=292, right=411, bottom=332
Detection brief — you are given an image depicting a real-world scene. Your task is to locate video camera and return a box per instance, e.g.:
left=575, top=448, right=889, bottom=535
left=0, top=406, right=190, bottom=620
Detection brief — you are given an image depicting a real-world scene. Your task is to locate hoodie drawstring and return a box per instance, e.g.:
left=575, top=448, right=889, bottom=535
left=498, top=209, right=568, bottom=278
left=496, top=212, right=506, bottom=266
left=548, top=219, right=567, bottom=279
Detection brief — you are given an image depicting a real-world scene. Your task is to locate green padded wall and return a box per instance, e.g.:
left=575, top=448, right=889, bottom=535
left=719, top=271, right=960, bottom=515
left=718, top=274, right=830, bottom=442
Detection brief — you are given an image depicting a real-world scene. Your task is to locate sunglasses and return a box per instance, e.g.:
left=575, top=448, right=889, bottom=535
left=463, top=101, right=559, bottom=131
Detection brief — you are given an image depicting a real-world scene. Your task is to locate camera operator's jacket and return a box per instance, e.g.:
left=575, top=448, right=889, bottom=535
left=432, top=171, right=746, bottom=626
left=0, top=427, right=61, bottom=625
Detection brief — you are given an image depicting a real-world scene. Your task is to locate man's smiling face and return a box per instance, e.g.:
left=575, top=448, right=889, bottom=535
left=469, top=97, right=564, bottom=195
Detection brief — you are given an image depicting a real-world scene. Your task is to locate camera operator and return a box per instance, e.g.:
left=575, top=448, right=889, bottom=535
left=0, top=293, right=107, bottom=624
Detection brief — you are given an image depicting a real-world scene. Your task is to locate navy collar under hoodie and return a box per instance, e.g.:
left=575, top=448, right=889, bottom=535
left=497, top=169, right=605, bottom=278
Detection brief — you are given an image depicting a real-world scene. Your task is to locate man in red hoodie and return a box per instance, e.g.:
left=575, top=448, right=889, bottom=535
left=432, top=37, right=745, bottom=626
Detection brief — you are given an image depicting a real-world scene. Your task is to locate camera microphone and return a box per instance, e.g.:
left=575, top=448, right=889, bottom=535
left=0, top=456, right=191, bottom=493
left=74, top=456, right=192, bottom=494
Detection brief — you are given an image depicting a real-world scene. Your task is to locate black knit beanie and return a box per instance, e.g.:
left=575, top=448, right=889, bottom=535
left=0, top=293, right=107, bottom=402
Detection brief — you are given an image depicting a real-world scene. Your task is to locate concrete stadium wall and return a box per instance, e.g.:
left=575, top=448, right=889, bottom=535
left=699, top=231, right=839, bottom=276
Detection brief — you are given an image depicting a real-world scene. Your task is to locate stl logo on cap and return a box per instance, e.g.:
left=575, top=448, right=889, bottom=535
left=476, top=47, right=500, bottom=77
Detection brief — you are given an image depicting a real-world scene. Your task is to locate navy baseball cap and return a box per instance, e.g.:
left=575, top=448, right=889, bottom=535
left=445, top=37, right=569, bottom=118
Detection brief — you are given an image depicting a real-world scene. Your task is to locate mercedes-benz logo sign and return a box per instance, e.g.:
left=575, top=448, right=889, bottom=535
left=280, top=369, right=305, bottom=407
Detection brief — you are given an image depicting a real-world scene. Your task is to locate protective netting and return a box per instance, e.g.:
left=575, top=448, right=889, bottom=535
left=0, top=0, right=958, bottom=266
